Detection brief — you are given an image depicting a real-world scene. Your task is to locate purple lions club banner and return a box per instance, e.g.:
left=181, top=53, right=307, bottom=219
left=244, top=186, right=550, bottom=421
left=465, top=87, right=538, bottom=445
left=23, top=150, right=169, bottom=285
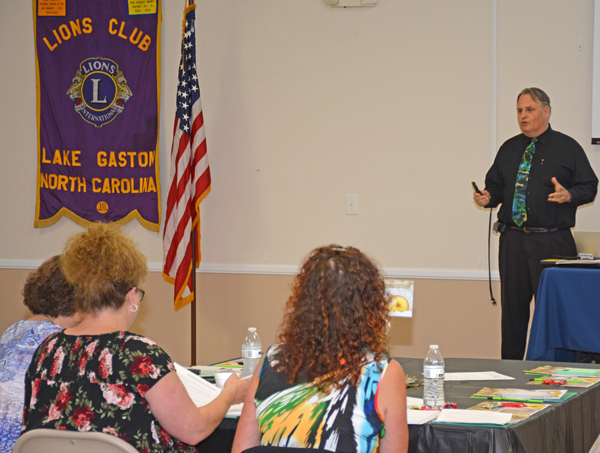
left=33, top=0, right=161, bottom=231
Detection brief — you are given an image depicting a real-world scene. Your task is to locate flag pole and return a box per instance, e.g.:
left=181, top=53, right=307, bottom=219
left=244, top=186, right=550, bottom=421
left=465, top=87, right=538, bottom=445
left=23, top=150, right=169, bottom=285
left=189, top=0, right=197, bottom=367
left=164, top=0, right=209, bottom=367
left=191, top=228, right=197, bottom=366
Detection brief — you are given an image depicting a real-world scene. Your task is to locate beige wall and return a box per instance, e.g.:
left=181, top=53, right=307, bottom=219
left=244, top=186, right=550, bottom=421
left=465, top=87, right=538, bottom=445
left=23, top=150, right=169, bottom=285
left=0, top=268, right=502, bottom=365
left=0, top=0, right=596, bottom=363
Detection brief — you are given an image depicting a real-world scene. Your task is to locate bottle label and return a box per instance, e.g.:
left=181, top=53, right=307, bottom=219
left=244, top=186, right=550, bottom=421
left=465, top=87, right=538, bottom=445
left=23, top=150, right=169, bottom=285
left=242, top=349, right=262, bottom=359
left=423, top=366, right=444, bottom=379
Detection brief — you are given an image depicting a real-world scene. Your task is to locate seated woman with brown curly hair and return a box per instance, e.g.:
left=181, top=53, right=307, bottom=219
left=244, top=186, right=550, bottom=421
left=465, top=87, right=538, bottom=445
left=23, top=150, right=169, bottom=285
left=21, top=223, right=248, bottom=453
left=232, top=245, right=408, bottom=453
left=0, top=255, right=80, bottom=453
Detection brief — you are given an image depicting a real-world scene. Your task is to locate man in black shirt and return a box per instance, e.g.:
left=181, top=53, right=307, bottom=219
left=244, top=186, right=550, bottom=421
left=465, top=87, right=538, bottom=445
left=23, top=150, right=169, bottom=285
left=474, top=87, right=598, bottom=360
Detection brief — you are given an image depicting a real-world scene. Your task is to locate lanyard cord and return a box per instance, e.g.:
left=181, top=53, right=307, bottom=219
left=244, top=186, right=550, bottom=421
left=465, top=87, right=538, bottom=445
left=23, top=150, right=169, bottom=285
left=488, top=208, right=497, bottom=305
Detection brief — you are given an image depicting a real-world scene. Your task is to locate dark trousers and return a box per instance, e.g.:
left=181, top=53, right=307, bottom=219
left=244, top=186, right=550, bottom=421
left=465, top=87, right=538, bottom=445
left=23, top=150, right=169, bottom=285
left=498, top=228, right=576, bottom=360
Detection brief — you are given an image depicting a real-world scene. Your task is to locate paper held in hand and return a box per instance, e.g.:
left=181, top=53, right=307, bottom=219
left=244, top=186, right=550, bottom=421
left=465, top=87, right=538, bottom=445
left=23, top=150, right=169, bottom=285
left=174, top=363, right=243, bottom=417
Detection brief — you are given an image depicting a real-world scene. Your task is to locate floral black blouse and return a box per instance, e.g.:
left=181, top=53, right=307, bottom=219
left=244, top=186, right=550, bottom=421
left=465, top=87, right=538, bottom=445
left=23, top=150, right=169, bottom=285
left=22, top=331, right=196, bottom=453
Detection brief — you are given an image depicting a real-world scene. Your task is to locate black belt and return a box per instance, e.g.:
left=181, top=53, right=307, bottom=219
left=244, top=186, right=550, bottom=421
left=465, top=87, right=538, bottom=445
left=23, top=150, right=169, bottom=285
left=510, top=226, right=558, bottom=233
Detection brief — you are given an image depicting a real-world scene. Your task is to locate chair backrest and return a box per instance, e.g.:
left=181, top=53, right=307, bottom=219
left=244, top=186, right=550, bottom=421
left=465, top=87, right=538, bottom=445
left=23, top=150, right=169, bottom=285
left=242, top=447, right=333, bottom=453
left=13, top=429, right=138, bottom=453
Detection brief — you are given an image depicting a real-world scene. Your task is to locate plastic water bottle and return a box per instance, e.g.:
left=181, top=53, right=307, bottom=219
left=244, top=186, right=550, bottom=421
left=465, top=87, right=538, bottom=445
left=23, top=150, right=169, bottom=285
left=242, top=327, right=262, bottom=378
left=423, top=344, right=445, bottom=409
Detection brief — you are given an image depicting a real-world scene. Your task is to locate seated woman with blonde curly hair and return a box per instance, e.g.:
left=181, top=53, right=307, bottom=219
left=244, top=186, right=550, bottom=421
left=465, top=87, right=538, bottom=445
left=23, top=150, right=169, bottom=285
left=21, top=223, right=247, bottom=453
left=232, top=245, right=408, bottom=453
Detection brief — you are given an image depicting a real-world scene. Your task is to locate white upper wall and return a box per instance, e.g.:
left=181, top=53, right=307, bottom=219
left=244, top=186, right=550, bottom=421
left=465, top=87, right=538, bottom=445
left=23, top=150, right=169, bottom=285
left=0, top=0, right=598, bottom=273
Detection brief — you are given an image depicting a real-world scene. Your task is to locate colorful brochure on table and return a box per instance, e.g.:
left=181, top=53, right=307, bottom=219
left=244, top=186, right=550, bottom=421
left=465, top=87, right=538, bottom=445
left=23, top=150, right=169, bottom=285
left=527, top=376, right=600, bottom=388
left=525, top=366, right=600, bottom=377
left=212, top=359, right=244, bottom=368
left=468, top=401, right=548, bottom=424
left=471, top=387, right=577, bottom=403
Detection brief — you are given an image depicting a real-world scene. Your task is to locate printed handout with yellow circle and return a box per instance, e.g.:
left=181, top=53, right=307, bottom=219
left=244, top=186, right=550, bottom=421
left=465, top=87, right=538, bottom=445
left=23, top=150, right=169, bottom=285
left=385, top=279, right=414, bottom=318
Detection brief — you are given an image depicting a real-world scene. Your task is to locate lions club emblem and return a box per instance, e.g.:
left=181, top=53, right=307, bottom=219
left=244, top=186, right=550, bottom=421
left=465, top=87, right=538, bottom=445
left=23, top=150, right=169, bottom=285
left=67, top=57, right=132, bottom=127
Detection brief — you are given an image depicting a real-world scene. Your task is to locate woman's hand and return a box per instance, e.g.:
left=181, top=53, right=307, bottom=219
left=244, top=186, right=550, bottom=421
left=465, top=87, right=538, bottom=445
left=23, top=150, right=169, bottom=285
left=221, top=373, right=249, bottom=405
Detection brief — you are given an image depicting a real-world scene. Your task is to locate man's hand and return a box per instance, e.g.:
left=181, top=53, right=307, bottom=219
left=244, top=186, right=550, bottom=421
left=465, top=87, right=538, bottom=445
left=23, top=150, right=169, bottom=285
left=548, top=177, right=572, bottom=204
left=474, top=189, right=491, bottom=207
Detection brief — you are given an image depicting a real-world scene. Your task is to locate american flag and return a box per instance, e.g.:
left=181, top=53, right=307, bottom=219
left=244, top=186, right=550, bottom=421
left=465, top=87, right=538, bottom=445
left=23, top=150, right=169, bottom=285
left=163, top=4, right=211, bottom=311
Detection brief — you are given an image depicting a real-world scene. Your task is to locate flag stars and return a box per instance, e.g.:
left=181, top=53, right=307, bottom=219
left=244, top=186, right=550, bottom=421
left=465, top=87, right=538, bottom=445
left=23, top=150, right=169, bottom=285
left=175, top=12, right=201, bottom=134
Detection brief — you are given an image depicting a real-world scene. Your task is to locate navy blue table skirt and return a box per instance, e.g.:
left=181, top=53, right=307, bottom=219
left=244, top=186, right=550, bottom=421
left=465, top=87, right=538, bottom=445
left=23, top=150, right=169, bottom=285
left=526, top=266, right=600, bottom=362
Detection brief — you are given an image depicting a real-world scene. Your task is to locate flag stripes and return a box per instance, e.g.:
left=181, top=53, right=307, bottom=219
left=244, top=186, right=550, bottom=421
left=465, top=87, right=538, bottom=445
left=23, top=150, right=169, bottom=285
left=163, top=4, right=210, bottom=311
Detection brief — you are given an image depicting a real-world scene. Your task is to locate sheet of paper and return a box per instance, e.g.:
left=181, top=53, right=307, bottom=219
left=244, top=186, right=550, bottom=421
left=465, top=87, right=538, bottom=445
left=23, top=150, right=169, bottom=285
left=225, top=404, right=243, bottom=417
left=407, top=396, right=424, bottom=407
left=407, top=409, right=439, bottom=425
left=435, top=409, right=512, bottom=425
left=174, top=363, right=243, bottom=417
left=445, top=371, right=515, bottom=381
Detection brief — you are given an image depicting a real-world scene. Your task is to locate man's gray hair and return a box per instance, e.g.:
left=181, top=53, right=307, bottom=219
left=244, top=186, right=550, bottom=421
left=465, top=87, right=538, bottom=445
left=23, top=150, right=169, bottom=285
left=518, top=87, right=551, bottom=113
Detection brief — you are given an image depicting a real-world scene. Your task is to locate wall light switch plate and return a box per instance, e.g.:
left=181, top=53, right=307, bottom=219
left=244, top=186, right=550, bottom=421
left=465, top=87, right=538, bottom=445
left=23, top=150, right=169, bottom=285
left=346, top=194, right=358, bottom=215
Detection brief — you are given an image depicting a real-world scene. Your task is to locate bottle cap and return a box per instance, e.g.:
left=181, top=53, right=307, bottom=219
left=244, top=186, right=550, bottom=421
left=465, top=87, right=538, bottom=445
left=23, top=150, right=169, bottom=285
left=429, top=344, right=438, bottom=349
left=248, top=327, right=256, bottom=332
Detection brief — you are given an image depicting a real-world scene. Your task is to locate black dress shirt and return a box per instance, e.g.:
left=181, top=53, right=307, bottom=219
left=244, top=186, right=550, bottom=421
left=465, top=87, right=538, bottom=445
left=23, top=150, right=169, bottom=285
left=485, top=125, right=598, bottom=229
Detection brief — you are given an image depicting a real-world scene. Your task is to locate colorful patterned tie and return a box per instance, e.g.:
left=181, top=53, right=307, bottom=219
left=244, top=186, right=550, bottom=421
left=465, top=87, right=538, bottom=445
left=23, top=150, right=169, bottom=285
left=511, top=138, right=537, bottom=227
